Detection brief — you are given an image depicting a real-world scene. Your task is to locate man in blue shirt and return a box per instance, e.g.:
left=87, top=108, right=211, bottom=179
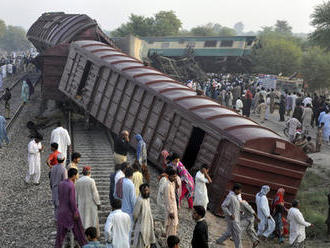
left=121, top=167, right=137, bottom=220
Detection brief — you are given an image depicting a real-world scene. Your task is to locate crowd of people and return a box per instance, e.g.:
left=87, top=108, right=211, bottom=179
left=186, top=73, right=330, bottom=153
left=21, top=121, right=314, bottom=248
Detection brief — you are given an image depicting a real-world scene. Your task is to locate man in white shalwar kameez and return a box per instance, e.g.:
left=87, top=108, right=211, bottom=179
left=164, top=167, right=179, bottom=237
left=255, top=185, right=275, bottom=238
left=132, top=184, right=156, bottom=248
left=25, top=136, right=43, bottom=185
left=104, top=199, right=131, bottom=248
left=157, top=173, right=168, bottom=234
left=193, top=164, right=212, bottom=210
left=75, top=166, right=101, bottom=237
left=50, top=122, right=71, bottom=164
left=287, top=200, right=312, bottom=248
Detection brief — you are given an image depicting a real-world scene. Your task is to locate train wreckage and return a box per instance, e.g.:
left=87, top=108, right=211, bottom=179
left=28, top=12, right=312, bottom=215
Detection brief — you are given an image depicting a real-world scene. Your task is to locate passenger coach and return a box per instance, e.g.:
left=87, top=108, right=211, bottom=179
left=59, top=40, right=312, bottom=215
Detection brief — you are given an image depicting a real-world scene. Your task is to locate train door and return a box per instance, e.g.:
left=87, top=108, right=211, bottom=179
left=181, top=127, right=205, bottom=169
left=208, top=139, right=240, bottom=214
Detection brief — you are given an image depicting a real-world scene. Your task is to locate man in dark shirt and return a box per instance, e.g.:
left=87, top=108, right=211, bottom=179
left=3, top=88, right=11, bottom=119
left=191, top=205, right=208, bottom=248
left=114, top=130, right=130, bottom=165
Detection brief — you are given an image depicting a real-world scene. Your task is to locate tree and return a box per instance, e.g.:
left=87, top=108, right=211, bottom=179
left=253, top=37, right=302, bottom=76
left=218, top=27, right=236, bottom=36
left=310, top=1, right=330, bottom=50
left=301, top=47, right=330, bottom=90
left=190, top=23, right=236, bottom=36
left=191, top=23, right=217, bottom=36
left=0, top=19, right=6, bottom=40
left=110, top=11, right=181, bottom=37
left=234, top=22, right=244, bottom=35
left=0, top=23, right=31, bottom=52
left=274, top=20, right=292, bottom=35
left=153, top=11, right=182, bottom=36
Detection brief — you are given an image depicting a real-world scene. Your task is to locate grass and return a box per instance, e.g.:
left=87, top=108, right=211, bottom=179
left=297, top=170, right=329, bottom=240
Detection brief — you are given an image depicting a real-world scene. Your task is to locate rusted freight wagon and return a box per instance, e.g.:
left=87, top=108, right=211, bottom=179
left=58, top=40, right=312, bottom=215
left=27, top=12, right=115, bottom=101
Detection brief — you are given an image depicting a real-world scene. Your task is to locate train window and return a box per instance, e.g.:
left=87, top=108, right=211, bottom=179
left=220, top=40, right=234, bottom=47
left=204, top=40, right=217, bottom=47
left=182, top=127, right=205, bottom=169
left=77, top=61, right=92, bottom=97
left=246, top=39, right=253, bottom=46
left=161, top=42, right=170, bottom=48
left=187, top=42, right=195, bottom=48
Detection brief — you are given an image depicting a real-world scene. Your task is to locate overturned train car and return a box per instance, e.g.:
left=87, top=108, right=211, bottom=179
left=27, top=12, right=116, bottom=101
left=58, top=40, right=312, bottom=215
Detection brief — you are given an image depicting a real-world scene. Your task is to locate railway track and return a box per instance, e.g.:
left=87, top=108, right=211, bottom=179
left=48, top=115, right=162, bottom=247
left=71, top=121, right=114, bottom=237
left=3, top=73, right=40, bottom=131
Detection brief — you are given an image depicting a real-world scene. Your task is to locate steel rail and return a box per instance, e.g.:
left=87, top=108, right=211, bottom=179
left=5, top=73, right=41, bottom=131
left=0, top=73, right=28, bottom=101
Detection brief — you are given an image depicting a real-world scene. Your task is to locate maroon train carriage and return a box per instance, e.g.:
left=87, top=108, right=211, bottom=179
left=27, top=12, right=116, bottom=101
left=58, top=40, right=312, bottom=215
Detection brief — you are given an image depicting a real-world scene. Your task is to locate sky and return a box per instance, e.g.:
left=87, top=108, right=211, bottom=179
left=0, top=0, right=326, bottom=33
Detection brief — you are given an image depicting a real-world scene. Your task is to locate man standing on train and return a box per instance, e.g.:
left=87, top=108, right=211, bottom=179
left=51, top=122, right=71, bottom=164
left=114, top=130, right=130, bottom=165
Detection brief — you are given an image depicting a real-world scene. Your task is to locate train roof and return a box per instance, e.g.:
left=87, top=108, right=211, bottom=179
left=141, top=36, right=257, bottom=42
left=68, top=40, right=311, bottom=165
left=27, top=12, right=114, bottom=53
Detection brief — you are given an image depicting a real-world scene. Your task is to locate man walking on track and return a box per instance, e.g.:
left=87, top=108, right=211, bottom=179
left=131, top=183, right=156, bottom=248
left=51, top=122, right=71, bottom=164
left=55, top=168, right=87, bottom=248
left=50, top=153, right=67, bottom=219
left=75, top=166, right=101, bottom=237
left=164, top=167, right=179, bottom=237
left=216, top=183, right=242, bottom=248
left=0, top=115, right=9, bottom=148
left=25, top=135, right=44, bottom=185
left=3, top=88, right=11, bottom=119
left=104, top=199, right=131, bottom=248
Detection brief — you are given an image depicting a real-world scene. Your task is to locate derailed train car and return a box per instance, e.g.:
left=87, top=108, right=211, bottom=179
left=58, top=40, right=312, bottom=215
left=27, top=12, right=116, bottom=101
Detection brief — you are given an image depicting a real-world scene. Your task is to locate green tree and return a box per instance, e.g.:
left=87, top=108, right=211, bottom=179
left=190, top=23, right=236, bottom=36
left=218, top=27, right=236, bottom=36
left=110, top=11, right=181, bottom=37
left=301, top=47, right=330, bottom=90
left=253, top=37, right=302, bottom=76
left=0, top=19, right=6, bottom=40
left=191, top=23, right=217, bottom=36
left=153, top=11, right=182, bottom=36
left=0, top=24, right=31, bottom=52
left=310, top=1, right=330, bottom=50
left=274, top=20, right=292, bottom=35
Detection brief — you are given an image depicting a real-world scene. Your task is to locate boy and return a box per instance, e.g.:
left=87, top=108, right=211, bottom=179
left=46, top=143, right=60, bottom=169
left=83, top=227, right=105, bottom=248
left=191, top=205, right=208, bottom=248
left=167, top=235, right=180, bottom=248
